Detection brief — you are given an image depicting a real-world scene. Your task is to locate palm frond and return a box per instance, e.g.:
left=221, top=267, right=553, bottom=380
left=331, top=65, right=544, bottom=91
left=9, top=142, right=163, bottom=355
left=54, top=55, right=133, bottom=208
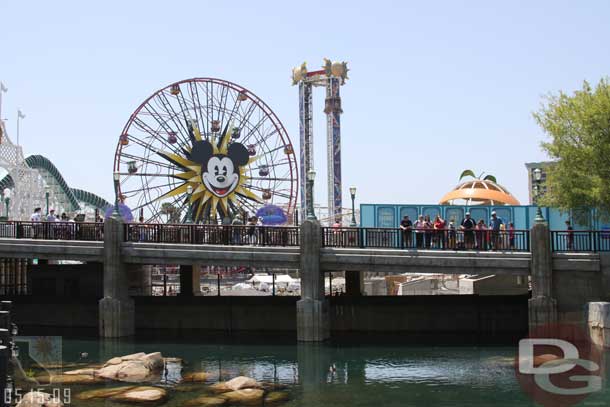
left=459, top=169, right=476, bottom=181
left=483, top=174, right=497, bottom=183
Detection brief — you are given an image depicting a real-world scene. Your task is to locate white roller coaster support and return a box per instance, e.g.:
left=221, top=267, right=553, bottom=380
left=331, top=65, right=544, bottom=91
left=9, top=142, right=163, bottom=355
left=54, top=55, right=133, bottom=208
left=0, top=120, right=60, bottom=219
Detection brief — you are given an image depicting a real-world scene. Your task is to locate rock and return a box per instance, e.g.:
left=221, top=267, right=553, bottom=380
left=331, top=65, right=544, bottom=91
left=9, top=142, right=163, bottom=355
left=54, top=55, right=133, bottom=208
left=117, top=360, right=152, bottom=382
left=260, top=382, right=288, bottom=392
left=96, top=352, right=166, bottom=383
left=533, top=353, right=560, bottom=367
left=184, top=395, right=227, bottom=406
left=105, top=357, right=123, bottom=366
left=220, top=389, right=264, bottom=405
left=183, top=372, right=209, bottom=382
left=97, top=363, right=123, bottom=380
left=64, top=368, right=97, bottom=375
left=121, top=352, right=147, bottom=361
left=16, top=391, right=63, bottom=407
left=142, top=352, right=164, bottom=370
left=47, top=374, right=103, bottom=385
left=164, top=357, right=183, bottom=364
left=110, top=386, right=168, bottom=403
left=264, top=391, right=290, bottom=405
left=76, top=386, right=136, bottom=400
left=224, top=376, right=261, bottom=391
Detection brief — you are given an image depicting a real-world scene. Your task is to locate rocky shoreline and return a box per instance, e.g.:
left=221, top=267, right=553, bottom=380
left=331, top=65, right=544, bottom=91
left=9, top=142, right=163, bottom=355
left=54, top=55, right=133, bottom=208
left=15, top=352, right=290, bottom=407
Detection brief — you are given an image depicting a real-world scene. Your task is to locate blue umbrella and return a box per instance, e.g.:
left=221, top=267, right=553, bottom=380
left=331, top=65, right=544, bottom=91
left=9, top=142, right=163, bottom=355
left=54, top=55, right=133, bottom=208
left=256, top=205, right=287, bottom=225
left=104, top=203, right=134, bottom=222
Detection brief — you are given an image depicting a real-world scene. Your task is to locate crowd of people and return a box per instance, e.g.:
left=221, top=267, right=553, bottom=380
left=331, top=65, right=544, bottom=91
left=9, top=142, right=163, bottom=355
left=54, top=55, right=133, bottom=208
left=399, top=211, right=516, bottom=250
left=26, top=207, right=99, bottom=239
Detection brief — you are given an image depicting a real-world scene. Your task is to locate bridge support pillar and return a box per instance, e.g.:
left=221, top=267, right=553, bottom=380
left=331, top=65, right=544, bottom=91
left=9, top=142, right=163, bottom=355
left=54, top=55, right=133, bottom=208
left=297, top=220, right=330, bottom=342
left=529, top=222, right=557, bottom=331
left=128, top=265, right=152, bottom=296
left=179, top=265, right=193, bottom=296
left=345, top=271, right=363, bottom=296
left=99, top=216, right=134, bottom=338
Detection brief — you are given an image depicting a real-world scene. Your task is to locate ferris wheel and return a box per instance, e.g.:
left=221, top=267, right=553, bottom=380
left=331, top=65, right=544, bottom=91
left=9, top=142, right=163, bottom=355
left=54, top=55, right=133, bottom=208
left=113, top=78, right=298, bottom=223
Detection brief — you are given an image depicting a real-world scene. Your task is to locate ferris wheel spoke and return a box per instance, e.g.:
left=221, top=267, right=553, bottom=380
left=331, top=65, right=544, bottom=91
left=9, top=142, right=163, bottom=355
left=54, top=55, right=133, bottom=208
left=119, top=152, right=177, bottom=172
left=248, top=177, right=293, bottom=182
left=235, top=101, right=258, bottom=132
left=245, top=184, right=291, bottom=199
left=216, top=84, right=230, bottom=127
left=187, top=82, right=207, bottom=135
left=131, top=116, right=185, bottom=157
left=154, top=92, right=193, bottom=147
left=120, top=181, right=177, bottom=196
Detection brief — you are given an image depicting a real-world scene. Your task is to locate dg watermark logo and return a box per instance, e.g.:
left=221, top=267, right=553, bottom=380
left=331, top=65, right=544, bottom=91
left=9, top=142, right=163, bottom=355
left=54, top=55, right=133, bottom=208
left=515, top=323, right=604, bottom=406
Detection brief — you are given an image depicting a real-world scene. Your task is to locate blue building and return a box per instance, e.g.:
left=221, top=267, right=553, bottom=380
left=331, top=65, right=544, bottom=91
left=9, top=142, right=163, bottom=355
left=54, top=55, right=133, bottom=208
left=360, top=204, right=607, bottom=231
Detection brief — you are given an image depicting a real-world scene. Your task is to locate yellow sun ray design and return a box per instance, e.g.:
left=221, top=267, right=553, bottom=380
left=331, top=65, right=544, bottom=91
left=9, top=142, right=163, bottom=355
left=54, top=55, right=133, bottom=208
left=156, top=121, right=262, bottom=223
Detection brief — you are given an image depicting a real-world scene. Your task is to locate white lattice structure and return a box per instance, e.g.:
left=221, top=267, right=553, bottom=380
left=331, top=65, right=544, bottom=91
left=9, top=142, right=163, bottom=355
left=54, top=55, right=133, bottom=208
left=0, top=120, right=48, bottom=219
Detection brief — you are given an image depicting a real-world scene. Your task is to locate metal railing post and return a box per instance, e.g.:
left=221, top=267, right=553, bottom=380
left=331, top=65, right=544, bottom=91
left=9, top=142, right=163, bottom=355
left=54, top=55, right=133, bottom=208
left=0, top=344, right=7, bottom=407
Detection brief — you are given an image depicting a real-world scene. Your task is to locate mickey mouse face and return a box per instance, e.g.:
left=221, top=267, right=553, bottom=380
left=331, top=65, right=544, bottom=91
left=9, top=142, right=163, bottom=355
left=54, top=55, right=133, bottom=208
left=190, top=140, right=249, bottom=198
left=203, top=156, right=239, bottom=197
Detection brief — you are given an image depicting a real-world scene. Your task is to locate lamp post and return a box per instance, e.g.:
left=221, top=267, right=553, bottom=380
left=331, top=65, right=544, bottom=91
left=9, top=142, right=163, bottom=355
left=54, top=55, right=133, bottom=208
left=44, top=185, right=50, bottom=216
left=349, top=186, right=357, bottom=227
left=306, top=169, right=317, bottom=221
left=185, top=185, right=193, bottom=223
left=533, top=168, right=545, bottom=223
left=2, top=188, right=10, bottom=219
left=112, top=172, right=121, bottom=220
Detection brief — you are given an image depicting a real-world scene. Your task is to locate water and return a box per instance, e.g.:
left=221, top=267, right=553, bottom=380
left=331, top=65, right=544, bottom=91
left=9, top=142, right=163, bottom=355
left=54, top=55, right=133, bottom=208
left=12, top=337, right=610, bottom=406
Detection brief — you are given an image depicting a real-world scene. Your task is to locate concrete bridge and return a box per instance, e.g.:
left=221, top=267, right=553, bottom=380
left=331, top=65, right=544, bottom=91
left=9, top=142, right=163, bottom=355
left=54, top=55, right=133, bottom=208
left=0, top=218, right=608, bottom=341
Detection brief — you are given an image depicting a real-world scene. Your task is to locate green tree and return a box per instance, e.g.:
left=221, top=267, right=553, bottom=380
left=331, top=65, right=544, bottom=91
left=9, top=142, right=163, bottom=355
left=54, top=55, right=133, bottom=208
left=160, top=202, right=180, bottom=223
left=533, top=78, right=610, bottom=220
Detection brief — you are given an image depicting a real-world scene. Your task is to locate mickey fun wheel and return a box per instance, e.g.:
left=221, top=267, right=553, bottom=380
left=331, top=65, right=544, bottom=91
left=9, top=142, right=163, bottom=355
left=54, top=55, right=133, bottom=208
left=113, top=78, right=298, bottom=223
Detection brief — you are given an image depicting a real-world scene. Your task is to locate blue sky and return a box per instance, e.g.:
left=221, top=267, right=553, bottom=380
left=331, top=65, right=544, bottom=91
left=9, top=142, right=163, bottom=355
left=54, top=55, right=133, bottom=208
left=1, top=0, right=609, bottom=209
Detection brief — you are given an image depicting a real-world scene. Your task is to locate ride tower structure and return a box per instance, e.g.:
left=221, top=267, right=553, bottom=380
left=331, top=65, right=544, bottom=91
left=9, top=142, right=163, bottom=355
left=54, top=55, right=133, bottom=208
left=292, top=59, right=348, bottom=225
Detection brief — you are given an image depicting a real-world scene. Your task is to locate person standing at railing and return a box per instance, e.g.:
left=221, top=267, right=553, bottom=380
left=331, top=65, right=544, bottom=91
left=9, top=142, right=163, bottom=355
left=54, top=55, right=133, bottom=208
left=246, top=216, right=257, bottom=245
left=508, top=222, right=515, bottom=250
left=414, top=215, right=425, bottom=249
left=460, top=212, right=476, bottom=249
left=423, top=215, right=433, bottom=249
left=332, top=220, right=342, bottom=247
left=433, top=215, right=446, bottom=249
left=489, top=211, right=504, bottom=251
left=565, top=220, right=574, bottom=251
left=232, top=216, right=243, bottom=245
left=30, top=207, right=42, bottom=239
left=399, top=215, right=413, bottom=249
left=448, top=218, right=457, bottom=249
left=138, top=215, right=146, bottom=242
left=475, top=219, right=488, bottom=250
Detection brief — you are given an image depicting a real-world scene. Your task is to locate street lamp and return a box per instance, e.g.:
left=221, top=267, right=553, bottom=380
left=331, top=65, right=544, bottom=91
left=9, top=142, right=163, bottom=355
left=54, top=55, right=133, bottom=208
left=112, top=172, right=121, bottom=220
left=306, top=169, right=317, bottom=221
left=349, top=186, right=357, bottom=227
left=185, top=185, right=193, bottom=223
left=3, top=188, right=10, bottom=219
left=45, top=185, right=50, bottom=216
left=533, top=168, right=545, bottom=223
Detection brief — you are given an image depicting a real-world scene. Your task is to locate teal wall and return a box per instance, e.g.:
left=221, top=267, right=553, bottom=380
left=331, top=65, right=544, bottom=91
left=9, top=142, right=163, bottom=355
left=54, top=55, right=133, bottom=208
left=360, top=204, right=605, bottom=230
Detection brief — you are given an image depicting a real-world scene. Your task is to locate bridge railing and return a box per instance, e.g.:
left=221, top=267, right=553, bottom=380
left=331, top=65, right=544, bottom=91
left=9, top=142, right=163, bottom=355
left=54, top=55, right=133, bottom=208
left=0, top=221, right=104, bottom=241
left=124, top=224, right=300, bottom=246
left=550, top=230, right=610, bottom=252
left=322, top=227, right=531, bottom=252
